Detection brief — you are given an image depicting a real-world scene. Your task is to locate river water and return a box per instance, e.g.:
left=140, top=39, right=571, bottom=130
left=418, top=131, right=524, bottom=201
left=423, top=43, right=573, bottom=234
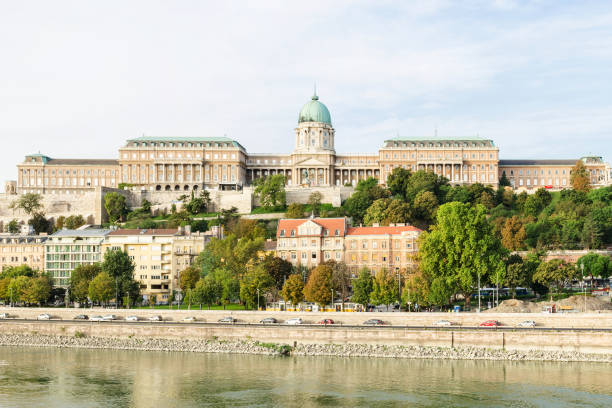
left=0, top=346, right=610, bottom=407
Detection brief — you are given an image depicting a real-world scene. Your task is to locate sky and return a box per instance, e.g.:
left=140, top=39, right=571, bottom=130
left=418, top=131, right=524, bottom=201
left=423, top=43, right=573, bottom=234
left=1, top=0, right=612, bottom=190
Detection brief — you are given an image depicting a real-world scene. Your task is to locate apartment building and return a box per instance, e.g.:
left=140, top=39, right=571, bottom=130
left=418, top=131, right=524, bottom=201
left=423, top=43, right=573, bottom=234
left=276, top=217, right=422, bottom=272
left=102, top=227, right=213, bottom=303
left=276, top=218, right=347, bottom=268
left=0, top=234, right=48, bottom=272
left=44, top=228, right=111, bottom=287
left=344, top=225, right=421, bottom=274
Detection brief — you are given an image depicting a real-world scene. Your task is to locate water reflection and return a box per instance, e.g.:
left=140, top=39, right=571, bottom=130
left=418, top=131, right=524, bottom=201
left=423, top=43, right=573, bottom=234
left=0, top=347, right=610, bottom=407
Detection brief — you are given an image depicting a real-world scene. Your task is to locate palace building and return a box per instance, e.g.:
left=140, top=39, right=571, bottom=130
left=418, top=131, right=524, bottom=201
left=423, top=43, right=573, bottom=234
left=12, top=93, right=611, bottom=195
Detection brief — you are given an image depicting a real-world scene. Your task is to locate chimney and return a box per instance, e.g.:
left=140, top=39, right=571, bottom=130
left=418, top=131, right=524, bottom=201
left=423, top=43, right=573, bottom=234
left=184, top=225, right=191, bottom=235
left=178, top=226, right=184, bottom=234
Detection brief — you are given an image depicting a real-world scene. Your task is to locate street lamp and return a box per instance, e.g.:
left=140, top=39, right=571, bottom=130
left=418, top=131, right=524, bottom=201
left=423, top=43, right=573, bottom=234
left=330, top=288, right=334, bottom=311
left=496, top=268, right=499, bottom=307
left=115, top=278, right=119, bottom=310
left=581, top=262, right=586, bottom=313
left=10, top=287, right=13, bottom=308
left=256, top=287, right=260, bottom=310
left=397, top=272, right=402, bottom=312
left=477, top=271, right=481, bottom=313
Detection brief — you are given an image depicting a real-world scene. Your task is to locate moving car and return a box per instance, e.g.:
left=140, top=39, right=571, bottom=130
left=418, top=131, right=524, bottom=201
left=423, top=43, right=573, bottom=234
left=479, top=320, right=500, bottom=327
left=73, top=314, right=89, bottom=320
left=183, top=316, right=196, bottom=323
left=285, top=317, right=303, bottom=325
left=37, top=313, right=51, bottom=320
left=317, top=319, right=334, bottom=325
left=148, top=315, right=163, bottom=322
left=0, top=313, right=10, bottom=319
left=218, top=316, right=237, bottom=323
left=90, top=316, right=104, bottom=322
left=260, top=317, right=277, bottom=324
left=102, top=314, right=117, bottom=321
left=517, top=320, right=536, bottom=328
left=126, top=315, right=139, bottom=322
left=433, top=320, right=452, bottom=327
left=363, top=319, right=385, bottom=326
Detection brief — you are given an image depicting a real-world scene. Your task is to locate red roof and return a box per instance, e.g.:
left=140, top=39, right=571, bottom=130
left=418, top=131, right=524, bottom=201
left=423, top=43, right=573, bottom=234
left=346, top=226, right=422, bottom=236
left=277, top=218, right=347, bottom=238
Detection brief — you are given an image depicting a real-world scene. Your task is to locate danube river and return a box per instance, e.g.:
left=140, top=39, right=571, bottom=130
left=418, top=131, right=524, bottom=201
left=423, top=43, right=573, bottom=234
left=0, top=347, right=610, bottom=407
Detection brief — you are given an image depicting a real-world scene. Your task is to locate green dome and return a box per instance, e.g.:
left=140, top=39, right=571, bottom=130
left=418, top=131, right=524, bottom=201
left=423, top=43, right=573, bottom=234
left=298, top=94, right=332, bottom=126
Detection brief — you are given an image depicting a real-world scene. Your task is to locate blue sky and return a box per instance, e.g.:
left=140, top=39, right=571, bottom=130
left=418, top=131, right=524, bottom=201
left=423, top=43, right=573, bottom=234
left=1, top=0, right=611, bottom=188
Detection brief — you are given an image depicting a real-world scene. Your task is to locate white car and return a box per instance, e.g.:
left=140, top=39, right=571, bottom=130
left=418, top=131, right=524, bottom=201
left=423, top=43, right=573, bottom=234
left=183, top=316, right=196, bottom=322
left=433, top=320, right=453, bottom=327
left=90, top=316, right=104, bottom=321
left=148, top=315, right=162, bottom=322
left=0, top=313, right=10, bottom=319
left=517, top=320, right=536, bottom=328
left=37, top=313, right=51, bottom=320
left=126, top=315, right=139, bottom=322
left=285, top=318, right=302, bottom=325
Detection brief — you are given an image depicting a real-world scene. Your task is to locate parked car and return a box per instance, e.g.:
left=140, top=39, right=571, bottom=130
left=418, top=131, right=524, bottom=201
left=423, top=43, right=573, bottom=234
left=479, top=320, right=500, bottom=327
left=218, top=316, right=237, bottom=323
left=90, top=316, right=104, bottom=322
left=0, top=313, right=10, bottom=319
left=285, top=317, right=303, bottom=325
left=73, top=314, right=89, bottom=320
left=37, top=313, right=51, bottom=320
left=102, top=314, right=117, bottom=321
left=517, top=320, right=536, bottom=328
left=260, top=317, right=277, bottom=324
left=183, top=316, right=196, bottom=323
left=433, top=320, right=452, bottom=327
left=317, top=319, right=334, bottom=325
left=148, top=315, right=163, bottom=322
left=125, top=315, right=139, bottom=322
left=363, top=319, right=385, bottom=326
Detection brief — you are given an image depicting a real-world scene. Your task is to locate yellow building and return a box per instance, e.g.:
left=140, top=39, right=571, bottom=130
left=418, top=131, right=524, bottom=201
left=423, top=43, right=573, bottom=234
left=0, top=234, right=48, bottom=272
left=102, top=227, right=212, bottom=303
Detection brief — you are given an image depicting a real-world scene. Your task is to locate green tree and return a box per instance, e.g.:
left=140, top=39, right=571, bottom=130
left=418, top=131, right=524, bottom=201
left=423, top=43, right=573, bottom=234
left=9, top=193, right=43, bottom=216
left=280, top=274, right=305, bottom=306
left=70, top=264, right=102, bottom=304
left=412, top=191, right=438, bottom=224
left=386, top=167, right=411, bottom=199
left=179, top=266, right=201, bottom=292
left=88, top=272, right=115, bottom=305
left=405, top=170, right=449, bottom=203
left=329, top=260, right=351, bottom=310
left=419, top=202, right=507, bottom=306
left=28, top=212, right=52, bottom=234
left=343, top=178, right=390, bottom=224
left=193, top=275, right=223, bottom=309
left=370, top=269, right=398, bottom=309
left=577, top=252, right=611, bottom=281
left=285, top=203, right=305, bottom=218
left=239, top=265, right=274, bottom=309
left=0, top=265, right=36, bottom=279
left=351, top=268, right=373, bottom=307
left=307, top=192, right=323, bottom=216
left=363, top=198, right=392, bottom=226
left=22, top=275, right=52, bottom=306
left=64, top=215, right=85, bottom=229
left=8, top=275, right=32, bottom=304
left=262, top=255, right=293, bottom=290
left=211, top=267, right=240, bottom=308
left=7, top=219, right=19, bottom=234
left=185, top=191, right=211, bottom=215
left=570, top=160, right=591, bottom=192
left=101, top=249, right=139, bottom=305
left=499, top=171, right=511, bottom=187
left=303, top=262, right=333, bottom=307
left=533, top=259, right=576, bottom=300
left=104, top=192, right=128, bottom=223
left=402, top=272, right=430, bottom=308
left=254, top=174, right=286, bottom=207
left=504, top=254, right=527, bottom=298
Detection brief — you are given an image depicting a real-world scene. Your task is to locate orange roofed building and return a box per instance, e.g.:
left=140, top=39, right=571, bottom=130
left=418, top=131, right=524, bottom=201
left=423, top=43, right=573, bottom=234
left=276, top=217, right=422, bottom=273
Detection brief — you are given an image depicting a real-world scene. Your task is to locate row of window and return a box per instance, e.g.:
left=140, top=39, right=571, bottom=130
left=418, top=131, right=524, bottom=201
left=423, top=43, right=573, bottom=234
left=122, top=152, right=238, bottom=160
left=388, top=141, right=491, bottom=148
left=22, top=168, right=116, bottom=176
left=129, top=141, right=232, bottom=148
left=384, top=152, right=496, bottom=160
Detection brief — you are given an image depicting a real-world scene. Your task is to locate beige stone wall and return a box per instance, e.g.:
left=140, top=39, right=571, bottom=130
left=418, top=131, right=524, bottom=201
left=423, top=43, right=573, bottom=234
left=1, top=308, right=612, bottom=354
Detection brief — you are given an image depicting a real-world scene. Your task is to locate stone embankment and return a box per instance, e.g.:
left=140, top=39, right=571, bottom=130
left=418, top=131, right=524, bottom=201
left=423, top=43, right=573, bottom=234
left=1, top=333, right=611, bottom=363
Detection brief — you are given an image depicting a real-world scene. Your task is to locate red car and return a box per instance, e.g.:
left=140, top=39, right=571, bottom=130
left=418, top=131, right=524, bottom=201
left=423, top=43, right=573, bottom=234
left=479, top=320, right=500, bottom=327
left=317, top=319, right=335, bottom=325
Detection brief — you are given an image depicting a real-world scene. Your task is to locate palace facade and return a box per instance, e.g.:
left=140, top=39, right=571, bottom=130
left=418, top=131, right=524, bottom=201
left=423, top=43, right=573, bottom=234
left=12, top=93, right=611, bottom=195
